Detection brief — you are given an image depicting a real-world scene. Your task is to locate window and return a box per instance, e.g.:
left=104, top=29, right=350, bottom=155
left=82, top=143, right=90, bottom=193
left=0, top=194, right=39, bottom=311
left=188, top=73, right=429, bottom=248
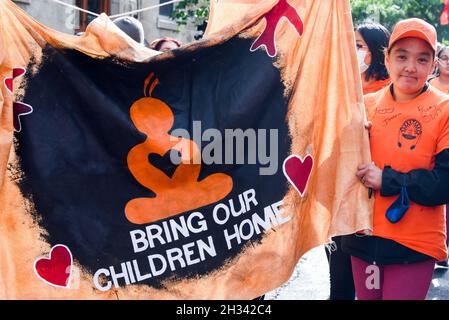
left=159, top=0, right=173, bottom=17
left=157, top=0, right=178, bottom=31
left=76, top=0, right=111, bottom=33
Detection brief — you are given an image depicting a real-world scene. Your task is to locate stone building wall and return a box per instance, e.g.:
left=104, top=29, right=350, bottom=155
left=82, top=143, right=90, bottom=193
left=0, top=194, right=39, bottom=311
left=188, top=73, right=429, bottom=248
left=12, top=0, right=195, bottom=45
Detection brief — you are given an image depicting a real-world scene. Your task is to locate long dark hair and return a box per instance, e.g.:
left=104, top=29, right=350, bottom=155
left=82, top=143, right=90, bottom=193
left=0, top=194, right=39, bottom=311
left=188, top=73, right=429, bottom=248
left=356, top=23, right=391, bottom=82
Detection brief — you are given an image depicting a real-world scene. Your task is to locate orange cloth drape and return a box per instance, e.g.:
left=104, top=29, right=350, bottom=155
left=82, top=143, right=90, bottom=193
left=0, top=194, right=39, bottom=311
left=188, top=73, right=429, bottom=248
left=0, top=0, right=371, bottom=299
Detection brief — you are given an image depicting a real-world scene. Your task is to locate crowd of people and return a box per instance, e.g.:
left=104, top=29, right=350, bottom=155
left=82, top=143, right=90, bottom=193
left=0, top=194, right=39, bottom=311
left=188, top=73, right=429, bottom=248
left=101, top=14, right=449, bottom=300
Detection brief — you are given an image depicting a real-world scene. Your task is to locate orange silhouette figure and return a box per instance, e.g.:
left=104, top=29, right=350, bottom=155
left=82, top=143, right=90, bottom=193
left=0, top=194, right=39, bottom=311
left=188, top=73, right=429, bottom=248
left=125, top=73, right=233, bottom=224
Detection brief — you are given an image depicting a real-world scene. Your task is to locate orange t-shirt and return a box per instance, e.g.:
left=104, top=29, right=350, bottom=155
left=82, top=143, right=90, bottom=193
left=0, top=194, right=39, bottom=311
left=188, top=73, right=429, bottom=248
left=430, top=77, right=449, bottom=94
left=365, top=85, right=449, bottom=261
left=363, top=78, right=391, bottom=95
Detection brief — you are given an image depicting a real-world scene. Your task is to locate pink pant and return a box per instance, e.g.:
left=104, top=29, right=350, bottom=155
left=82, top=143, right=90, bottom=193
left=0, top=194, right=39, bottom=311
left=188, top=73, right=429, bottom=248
left=351, top=256, right=435, bottom=300
left=446, top=204, right=449, bottom=246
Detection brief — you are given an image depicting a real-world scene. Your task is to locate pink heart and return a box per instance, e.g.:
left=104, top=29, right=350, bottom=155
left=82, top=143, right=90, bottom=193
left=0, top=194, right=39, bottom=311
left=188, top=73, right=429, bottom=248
left=283, top=154, right=314, bottom=197
left=34, top=245, right=72, bottom=288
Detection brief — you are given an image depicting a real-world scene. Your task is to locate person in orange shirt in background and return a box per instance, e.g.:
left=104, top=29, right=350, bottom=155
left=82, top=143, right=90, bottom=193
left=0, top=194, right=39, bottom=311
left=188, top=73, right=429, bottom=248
left=355, top=23, right=391, bottom=95
left=326, top=22, right=391, bottom=301
left=342, top=18, right=449, bottom=300
left=430, top=46, right=449, bottom=94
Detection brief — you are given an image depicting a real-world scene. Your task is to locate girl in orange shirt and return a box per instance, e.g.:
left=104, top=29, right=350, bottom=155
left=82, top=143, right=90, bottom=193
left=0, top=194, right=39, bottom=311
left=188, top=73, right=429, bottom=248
left=342, top=18, right=449, bottom=300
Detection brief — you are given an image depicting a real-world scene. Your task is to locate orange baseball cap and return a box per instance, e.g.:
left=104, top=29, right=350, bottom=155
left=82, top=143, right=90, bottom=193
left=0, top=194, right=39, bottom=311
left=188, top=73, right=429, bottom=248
left=389, top=18, right=437, bottom=52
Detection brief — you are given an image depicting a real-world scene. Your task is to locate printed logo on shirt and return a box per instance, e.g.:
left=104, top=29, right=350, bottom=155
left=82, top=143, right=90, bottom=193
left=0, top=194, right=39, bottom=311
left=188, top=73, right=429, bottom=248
left=397, top=119, right=422, bottom=150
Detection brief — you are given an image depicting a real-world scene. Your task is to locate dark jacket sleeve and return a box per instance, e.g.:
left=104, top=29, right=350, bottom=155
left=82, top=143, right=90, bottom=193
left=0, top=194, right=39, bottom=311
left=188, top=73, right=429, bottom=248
left=380, top=149, right=449, bottom=206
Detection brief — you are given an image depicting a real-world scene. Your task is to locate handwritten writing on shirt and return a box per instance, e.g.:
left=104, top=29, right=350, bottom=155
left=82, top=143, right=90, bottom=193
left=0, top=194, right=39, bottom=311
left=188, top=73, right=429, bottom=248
left=418, top=105, right=442, bottom=123
left=383, top=113, right=402, bottom=127
left=375, top=106, right=394, bottom=117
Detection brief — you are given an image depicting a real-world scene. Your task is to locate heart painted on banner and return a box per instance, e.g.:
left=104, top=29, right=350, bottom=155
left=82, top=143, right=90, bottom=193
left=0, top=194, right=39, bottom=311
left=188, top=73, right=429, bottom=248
left=34, top=245, right=73, bottom=288
left=4, top=67, right=33, bottom=132
left=283, top=154, right=314, bottom=197
left=13, top=101, right=33, bottom=132
left=4, top=67, right=26, bottom=93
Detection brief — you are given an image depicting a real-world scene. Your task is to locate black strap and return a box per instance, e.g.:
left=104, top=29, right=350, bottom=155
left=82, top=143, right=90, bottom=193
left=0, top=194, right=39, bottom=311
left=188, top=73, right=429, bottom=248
left=390, top=83, right=429, bottom=99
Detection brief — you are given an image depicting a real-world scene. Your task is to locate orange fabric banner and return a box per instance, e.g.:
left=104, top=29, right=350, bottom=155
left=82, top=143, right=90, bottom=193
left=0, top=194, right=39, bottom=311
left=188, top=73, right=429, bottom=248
left=0, top=0, right=371, bottom=299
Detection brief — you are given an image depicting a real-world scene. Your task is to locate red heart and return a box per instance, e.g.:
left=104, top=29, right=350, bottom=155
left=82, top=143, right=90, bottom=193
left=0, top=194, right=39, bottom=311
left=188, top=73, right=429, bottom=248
left=4, top=77, right=13, bottom=93
left=4, top=67, right=26, bottom=93
left=34, top=245, right=72, bottom=288
left=283, top=154, right=314, bottom=197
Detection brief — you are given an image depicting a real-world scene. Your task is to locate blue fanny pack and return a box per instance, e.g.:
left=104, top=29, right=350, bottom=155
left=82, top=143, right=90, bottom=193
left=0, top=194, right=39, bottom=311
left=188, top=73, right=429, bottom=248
left=385, top=176, right=410, bottom=223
